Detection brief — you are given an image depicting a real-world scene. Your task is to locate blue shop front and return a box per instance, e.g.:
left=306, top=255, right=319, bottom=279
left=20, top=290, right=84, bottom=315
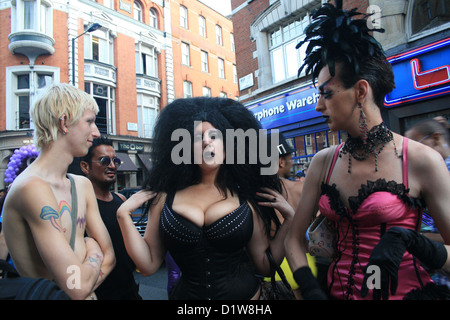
left=245, top=84, right=347, bottom=174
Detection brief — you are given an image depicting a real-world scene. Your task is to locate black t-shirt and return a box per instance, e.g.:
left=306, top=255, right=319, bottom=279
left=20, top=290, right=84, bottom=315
left=95, top=193, right=141, bottom=300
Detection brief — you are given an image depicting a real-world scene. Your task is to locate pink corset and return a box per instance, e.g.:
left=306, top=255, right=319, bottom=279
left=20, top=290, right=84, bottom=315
left=319, top=137, right=432, bottom=300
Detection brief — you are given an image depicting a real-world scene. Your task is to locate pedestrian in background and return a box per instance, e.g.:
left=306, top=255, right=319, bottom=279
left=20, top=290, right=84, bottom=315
left=406, top=118, right=450, bottom=290
left=80, top=137, right=142, bottom=299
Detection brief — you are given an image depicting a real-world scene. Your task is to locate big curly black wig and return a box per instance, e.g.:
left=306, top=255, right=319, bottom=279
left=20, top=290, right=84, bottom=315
left=297, top=0, right=394, bottom=108
left=144, top=97, right=283, bottom=235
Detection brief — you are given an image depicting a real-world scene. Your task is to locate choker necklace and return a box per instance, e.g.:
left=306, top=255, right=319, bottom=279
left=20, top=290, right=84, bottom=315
left=340, top=122, right=399, bottom=173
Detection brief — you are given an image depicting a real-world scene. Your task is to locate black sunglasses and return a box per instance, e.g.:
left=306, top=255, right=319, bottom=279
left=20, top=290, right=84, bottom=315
left=92, top=156, right=122, bottom=168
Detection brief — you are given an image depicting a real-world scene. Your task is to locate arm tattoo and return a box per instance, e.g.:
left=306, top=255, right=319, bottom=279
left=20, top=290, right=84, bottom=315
left=85, top=253, right=103, bottom=271
left=40, top=206, right=66, bottom=232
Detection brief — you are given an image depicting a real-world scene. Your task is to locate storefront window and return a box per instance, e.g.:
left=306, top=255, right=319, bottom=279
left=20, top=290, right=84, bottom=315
left=294, top=136, right=306, bottom=157
left=289, top=129, right=347, bottom=176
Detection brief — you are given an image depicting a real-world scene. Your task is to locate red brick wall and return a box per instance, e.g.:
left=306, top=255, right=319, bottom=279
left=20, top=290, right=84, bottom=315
left=114, top=33, right=138, bottom=136
left=231, top=0, right=270, bottom=93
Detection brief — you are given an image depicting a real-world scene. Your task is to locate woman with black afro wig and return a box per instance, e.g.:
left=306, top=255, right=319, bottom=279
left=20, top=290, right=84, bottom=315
left=285, top=0, right=450, bottom=300
left=117, top=97, right=295, bottom=300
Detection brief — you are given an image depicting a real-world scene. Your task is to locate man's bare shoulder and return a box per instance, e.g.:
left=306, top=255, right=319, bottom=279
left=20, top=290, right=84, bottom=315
left=67, top=173, right=91, bottom=186
left=8, top=174, right=51, bottom=200
left=282, top=178, right=304, bottom=190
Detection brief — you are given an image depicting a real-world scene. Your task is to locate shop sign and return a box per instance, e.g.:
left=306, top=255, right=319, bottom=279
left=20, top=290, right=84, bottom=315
left=385, top=37, right=450, bottom=107
left=118, top=142, right=145, bottom=152
left=246, top=85, right=321, bottom=129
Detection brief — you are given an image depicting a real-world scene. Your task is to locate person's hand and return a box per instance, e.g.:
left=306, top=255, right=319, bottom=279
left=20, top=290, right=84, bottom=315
left=361, top=229, right=406, bottom=300
left=256, top=187, right=294, bottom=221
left=116, top=190, right=157, bottom=219
left=361, top=227, right=447, bottom=300
left=293, top=267, right=327, bottom=300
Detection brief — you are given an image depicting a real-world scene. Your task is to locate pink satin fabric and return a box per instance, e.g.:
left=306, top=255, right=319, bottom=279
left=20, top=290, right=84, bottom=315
left=318, top=138, right=432, bottom=300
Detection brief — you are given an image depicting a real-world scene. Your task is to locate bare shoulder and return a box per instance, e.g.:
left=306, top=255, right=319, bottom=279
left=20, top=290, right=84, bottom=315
left=282, top=179, right=304, bottom=193
left=306, top=146, right=338, bottom=180
left=5, top=175, right=57, bottom=223
left=406, top=138, right=445, bottom=172
left=67, top=173, right=95, bottom=200
left=67, top=173, right=92, bottom=188
left=115, top=192, right=127, bottom=202
left=8, top=175, right=52, bottom=202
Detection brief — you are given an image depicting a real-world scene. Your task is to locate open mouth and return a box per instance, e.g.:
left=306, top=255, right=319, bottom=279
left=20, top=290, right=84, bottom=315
left=322, top=115, right=330, bottom=123
left=204, top=150, right=215, bottom=159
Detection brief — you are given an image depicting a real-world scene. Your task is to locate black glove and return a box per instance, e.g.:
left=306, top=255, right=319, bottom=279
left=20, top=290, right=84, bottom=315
left=293, top=266, right=327, bottom=300
left=361, top=226, right=447, bottom=300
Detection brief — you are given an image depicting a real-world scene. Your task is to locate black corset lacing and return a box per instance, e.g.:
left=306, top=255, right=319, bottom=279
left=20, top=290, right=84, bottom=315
left=321, top=178, right=425, bottom=300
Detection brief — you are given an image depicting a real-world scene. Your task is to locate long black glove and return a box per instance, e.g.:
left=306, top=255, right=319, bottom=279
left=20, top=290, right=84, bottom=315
left=293, top=266, right=327, bottom=300
left=361, top=226, right=448, bottom=300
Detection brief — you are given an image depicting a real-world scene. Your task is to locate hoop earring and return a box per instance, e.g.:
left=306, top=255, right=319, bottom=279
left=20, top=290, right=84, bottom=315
left=359, top=103, right=368, bottom=144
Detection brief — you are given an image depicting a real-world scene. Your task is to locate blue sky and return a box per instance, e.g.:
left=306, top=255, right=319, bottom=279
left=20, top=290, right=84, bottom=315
left=199, top=0, right=232, bottom=16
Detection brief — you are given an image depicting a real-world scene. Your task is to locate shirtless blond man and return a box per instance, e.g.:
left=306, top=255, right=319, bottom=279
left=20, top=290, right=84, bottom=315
left=3, top=83, right=115, bottom=300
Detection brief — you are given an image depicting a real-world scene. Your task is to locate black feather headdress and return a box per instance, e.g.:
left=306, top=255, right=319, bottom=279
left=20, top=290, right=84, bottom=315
left=297, top=0, right=386, bottom=82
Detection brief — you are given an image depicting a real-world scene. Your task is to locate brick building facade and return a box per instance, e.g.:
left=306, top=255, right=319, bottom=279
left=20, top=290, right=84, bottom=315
left=0, top=0, right=237, bottom=190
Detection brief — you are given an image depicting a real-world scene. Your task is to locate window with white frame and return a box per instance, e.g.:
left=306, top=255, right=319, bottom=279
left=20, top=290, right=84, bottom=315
left=137, top=97, right=159, bottom=138
left=233, top=64, right=237, bottom=84
left=201, top=50, right=209, bottom=73
left=230, top=33, right=235, bottom=52
left=269, top=14, right=310, bottom=83
left=134, top=1, right=143, bottom=22
left=218, top=58, right=225, bottom=79
left=149, top=8, right=158, bottom=28
left=199, top=15, right=206, bottom=37
left=85, top=82, right=115, bottom=135
left=24, top=0, right=35, bottom=30
left=6, top=66, right=57, bottom=131
left=84, top=28, right=114, bottom=65
left=216, top=25, right=223, bottom=45
left=39, top=2, right=51, bottom=34
left=181, top=42, right=190, bottom=66
left=202, top=86, right=211, bottom=97
left=411, top=0, right=450, bottom=35
left=180, top=5, right=188, bottom=29
left=183, top=81, right=193, bottom=98
left=219, top=91, right=227, bottom=98
left=103, top=0, right=114, bottom=9
left=11, top=0, right=53, bottom=35
left=136, top=44, right=158, bottom=77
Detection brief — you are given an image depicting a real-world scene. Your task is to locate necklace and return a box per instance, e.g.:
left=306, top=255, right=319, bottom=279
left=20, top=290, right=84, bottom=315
left=340, top=122, right=399, bottom=173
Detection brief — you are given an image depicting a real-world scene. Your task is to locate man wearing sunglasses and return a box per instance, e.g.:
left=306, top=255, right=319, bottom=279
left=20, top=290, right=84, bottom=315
left=81, top=137, right=142, bottom=300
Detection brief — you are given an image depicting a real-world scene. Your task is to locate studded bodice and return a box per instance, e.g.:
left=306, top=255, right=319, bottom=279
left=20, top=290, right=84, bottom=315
left=159, top=192, right=260, bottom=300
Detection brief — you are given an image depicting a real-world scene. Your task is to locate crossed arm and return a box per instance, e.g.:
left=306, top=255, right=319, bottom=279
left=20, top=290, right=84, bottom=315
left=12, top=176, right=115, bottom=300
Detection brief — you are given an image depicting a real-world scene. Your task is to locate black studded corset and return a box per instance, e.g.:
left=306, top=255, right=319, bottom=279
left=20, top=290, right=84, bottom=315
left=160, top=192, right=259, bottom=300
